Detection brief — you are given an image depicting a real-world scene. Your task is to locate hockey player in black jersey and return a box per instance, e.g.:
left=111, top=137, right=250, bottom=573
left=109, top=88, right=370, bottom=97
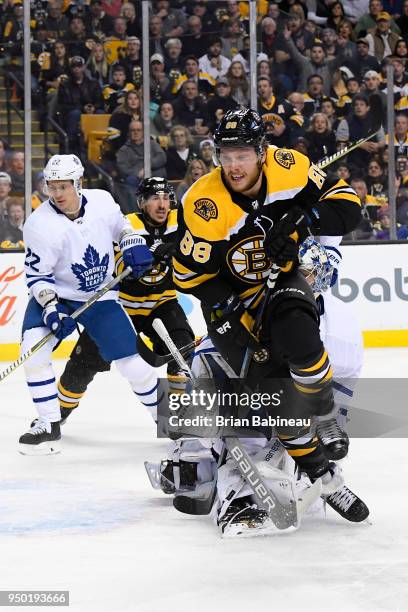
left=173, top=109, right=369, bottom=533
left=57, top=177, right=194, bottom=421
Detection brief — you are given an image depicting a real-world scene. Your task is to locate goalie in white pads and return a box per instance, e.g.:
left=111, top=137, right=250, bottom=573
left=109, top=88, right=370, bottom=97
left=19, top=154, right=160, bottom=455
left=146, top=238, right=367, bottom=537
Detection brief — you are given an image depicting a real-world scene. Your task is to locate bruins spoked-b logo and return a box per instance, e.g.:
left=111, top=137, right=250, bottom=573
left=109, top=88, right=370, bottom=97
left=227, top=235, right=271, bottom=283
left=193, top=198, right=218, bottom=222
left=274, top=149, right=295, bottom=169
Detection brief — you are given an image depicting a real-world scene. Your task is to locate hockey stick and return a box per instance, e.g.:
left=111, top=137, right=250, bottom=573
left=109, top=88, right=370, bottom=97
left=0, top=267, right=133, bottom=383
left=136, top=335, right=200, bottom=367
left=152, top=318, right=299, bottom=529
left=318, top=93, right=383, bottom=170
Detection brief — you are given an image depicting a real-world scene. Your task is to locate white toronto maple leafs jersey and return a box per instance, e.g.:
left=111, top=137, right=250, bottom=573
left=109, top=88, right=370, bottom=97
left=23, top=189, right=132, bottom=303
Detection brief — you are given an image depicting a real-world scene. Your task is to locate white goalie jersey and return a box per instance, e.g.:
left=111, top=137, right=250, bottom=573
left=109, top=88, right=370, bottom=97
left=23, top=189, right=132, bottom=303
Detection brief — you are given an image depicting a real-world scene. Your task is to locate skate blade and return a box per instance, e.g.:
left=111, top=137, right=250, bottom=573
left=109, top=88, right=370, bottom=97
left=19, top=440, right=61, bottom=456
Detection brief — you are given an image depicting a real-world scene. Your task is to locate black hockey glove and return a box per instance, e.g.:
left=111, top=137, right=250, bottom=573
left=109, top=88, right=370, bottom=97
left=150, top=241, right=176, bottom=265
left=208, top=294, right=260, bottom=350
left=266, top=206, right=318, bottom=270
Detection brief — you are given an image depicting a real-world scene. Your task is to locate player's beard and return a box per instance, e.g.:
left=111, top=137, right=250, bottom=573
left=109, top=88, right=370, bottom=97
left=223, top=160, right=263, bottom=195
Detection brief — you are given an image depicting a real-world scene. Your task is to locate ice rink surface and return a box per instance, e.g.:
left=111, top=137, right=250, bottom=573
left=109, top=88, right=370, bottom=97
left=1, top=349, right=407, bottom=612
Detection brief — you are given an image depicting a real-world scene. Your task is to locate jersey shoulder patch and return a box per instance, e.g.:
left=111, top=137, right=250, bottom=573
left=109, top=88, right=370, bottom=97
left=193, top=198, right=218, bottom=222
left=274, top=148, right=295, bottom=169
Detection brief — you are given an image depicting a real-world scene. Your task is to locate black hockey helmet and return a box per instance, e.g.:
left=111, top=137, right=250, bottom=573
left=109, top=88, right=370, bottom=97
left=136, top=177, right=177, bottom=210
left=213, top=109, right=266, bottom=159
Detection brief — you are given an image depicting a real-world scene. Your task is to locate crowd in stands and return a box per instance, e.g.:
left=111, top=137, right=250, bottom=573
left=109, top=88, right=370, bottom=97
left=0, top=0, right=408, bottom=247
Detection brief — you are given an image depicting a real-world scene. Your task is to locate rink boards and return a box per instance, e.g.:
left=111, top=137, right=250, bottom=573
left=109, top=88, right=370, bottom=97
left=0, top=243, right=407, bottom=360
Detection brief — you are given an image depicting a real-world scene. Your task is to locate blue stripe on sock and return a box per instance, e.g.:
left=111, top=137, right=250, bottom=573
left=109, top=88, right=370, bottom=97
left=135, top=381, right=158, bottom=396
left=28, top=378, right=56, bottom=387
left=33, top=393, right=58, bottom=403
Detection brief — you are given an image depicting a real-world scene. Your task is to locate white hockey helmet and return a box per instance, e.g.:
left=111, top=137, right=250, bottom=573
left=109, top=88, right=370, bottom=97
left=43, top=154, right=84, bottom=198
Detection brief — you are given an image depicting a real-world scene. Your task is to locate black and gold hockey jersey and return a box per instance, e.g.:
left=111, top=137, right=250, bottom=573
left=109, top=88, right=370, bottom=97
left=115, top=209, right=178, bottom=317
left=173, top=146, right=361, bottom=314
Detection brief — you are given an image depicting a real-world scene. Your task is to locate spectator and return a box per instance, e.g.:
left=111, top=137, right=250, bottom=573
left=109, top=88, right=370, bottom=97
left=85, top=0, right=113, bottom=39
left=31, top=172, right=48, bottom=210
left=0, top=197, right=24, bottom=244
left=397, top=187, right=408, bottom=225
left=86, top=42, right=110, bottom=87
left=149, top=15, right=165, bottom=58
left=226, top=60, right=250, bottom=106
left=303, top=74, right=330, bottom=118
left=362, top=70, right=387, bottom=112
left=64, top=17, right=89, bottom=59
left=191, top=0, right=220, bottom=33
left=101, top=0, right=123, bottom=18
left=118, top=36, right=142, bottom=85
left=287, top=91, right=309, bottom=130
left=258, top=76, right=303, bottom=146
left=154, top=0, right=187, bottom=37
left=261, top=17, right=278, bottom=57
left=103, top=64, right=134, bottom=113
left=221, top=17, right=245, bottom=59
left=172, top=80, right=209, bottom=135
left=172, top=55, right=215, bottom=100
left=345, top=177, right=378, bottom=239
left=321, top=27, right=338, bottom=60
left=151, top=101, right=177, bottom=148
left=44, top=1, right=69, bottom=41
left=345, top=94, right=385, bottom=171
left=149, top=54, right=171, bottom=104
left=326, top=1, right=346, bottom=31
left=164, top=38, right=184, bottom=75
left=199, top=37, right=231, bottom=80
left=117, top=120, right=166, bottom=187
left=321, top=98, right=349, bottom=142
left=393, top=114, right=408, bottom=158
left=0, top=139, right=11, bottom=173
left=355, top=0, right=400, bottom=36
left=395, top=1, right=408, bottom=43
left=365, top=12, right=400, bottom=60
left=305, top=113, right=337, bottom=162
left=257, top=59, right=273, bottom=79
left=375, top=206, right=408, bottom=239
left=57, top=56, right=103, bottom=148
left=386, top=57, right=408, bottom=93
left=165, top=125, right=198, bottom=180
left=366, top=158, right=388, bottom=201
left=207, top=77, right=238, bottom=131
left=199, top=139, right=216, bottom=172
left=335, top=162, right=352, bottom=182
left=176, top=158, right=208, bottom=200
left=282, top=28, right=348, bottom=96
left=395, top=39, right=408, bottom=59
left=182, top=15, right=211, bottom=59
left=346, top=37, right=381, bottom=80
left=109, top=89, right=142, bottom=150
left=8, top=152, right=24, bottom=194
left=120, top=2, right=141, bottom=38
left=337, top=19, right=357, bottom=44
left=0, top=172, right=12, bottom=223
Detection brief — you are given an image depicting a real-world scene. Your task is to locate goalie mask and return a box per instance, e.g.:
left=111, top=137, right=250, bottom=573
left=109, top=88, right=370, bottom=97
left=43, top=154, right=84, bottom=199
left=298, top=237, right=335, bottom=294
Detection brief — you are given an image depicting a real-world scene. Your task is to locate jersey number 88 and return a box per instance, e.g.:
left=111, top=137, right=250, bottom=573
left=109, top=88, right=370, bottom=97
left=180, top=230, right=212, bottom=263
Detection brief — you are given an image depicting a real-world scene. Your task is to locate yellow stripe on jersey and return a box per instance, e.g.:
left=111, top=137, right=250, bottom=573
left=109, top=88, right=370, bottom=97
left=319, top=179, right=361, bottom=206
left=299, top=350, right=328, bottom=373
left=119, top=289, right=176, bottom=303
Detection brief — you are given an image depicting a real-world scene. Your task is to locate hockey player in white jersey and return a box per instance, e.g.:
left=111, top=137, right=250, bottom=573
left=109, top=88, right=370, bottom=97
left=19, top=154, right=160, bottom=455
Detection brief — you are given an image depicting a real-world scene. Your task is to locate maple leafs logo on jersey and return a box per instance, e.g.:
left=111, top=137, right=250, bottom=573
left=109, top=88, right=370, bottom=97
left=71, top=245, right=109, bottom=293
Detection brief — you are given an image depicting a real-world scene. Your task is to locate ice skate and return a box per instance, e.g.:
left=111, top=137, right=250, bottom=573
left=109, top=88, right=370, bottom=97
left=321, top=463, right=369, bottom=522
left=19, top=418, right=61, bottom=455
left=317, top=417, right=349, bottom=460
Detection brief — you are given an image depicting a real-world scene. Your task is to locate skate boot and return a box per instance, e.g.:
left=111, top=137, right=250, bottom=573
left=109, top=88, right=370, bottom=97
left=217, top=496, right=276, bottom=538
left=19, top=418, right=61, bottom=455
left=321, top=463, right=369, bottom=522
left=317, top=418, right=349, bottom=460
